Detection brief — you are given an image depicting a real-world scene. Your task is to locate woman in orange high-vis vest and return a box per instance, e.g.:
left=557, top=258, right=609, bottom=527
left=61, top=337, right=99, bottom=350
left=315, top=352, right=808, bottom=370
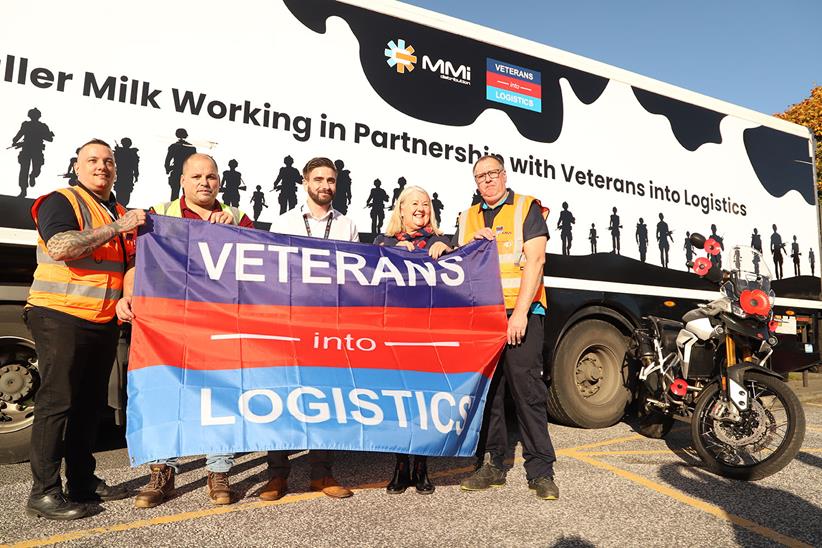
left=24, top=139, right=145, bottom=520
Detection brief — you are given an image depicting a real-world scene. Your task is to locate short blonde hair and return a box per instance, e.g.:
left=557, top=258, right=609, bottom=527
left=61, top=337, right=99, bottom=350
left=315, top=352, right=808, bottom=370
left=384, top=185, right=443, bottom=237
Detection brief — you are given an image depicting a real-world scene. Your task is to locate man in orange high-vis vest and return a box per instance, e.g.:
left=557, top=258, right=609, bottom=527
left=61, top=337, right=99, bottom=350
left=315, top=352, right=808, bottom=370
left=24, top=139, right=145, bottom=520
left=455, top=154, right=559, bottom=501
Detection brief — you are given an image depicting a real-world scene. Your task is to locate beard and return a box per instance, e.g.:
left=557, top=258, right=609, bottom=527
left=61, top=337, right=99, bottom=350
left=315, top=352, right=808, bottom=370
left=308, top=187, right=334, bottom=206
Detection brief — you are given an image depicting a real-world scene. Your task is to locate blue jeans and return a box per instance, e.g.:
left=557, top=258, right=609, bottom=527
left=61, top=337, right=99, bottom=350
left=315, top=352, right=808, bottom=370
left=152, top=453, right=235, bottom=473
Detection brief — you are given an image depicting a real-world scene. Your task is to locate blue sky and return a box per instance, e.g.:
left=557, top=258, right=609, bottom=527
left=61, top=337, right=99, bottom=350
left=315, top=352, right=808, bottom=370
left=402, top=0, right=820, bottom=115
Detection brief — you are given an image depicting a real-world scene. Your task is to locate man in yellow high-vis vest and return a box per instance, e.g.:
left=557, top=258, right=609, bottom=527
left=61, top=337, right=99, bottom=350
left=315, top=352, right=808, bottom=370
left=25, top=139, right=145, bottom=520
left=117, top=153, right=253, bottom=509
left=456, top=154, right=559, bottom=500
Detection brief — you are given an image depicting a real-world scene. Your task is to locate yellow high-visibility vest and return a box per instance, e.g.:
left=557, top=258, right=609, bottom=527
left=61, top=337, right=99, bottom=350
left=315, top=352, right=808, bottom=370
left=458, top=193, right=548, bottom=310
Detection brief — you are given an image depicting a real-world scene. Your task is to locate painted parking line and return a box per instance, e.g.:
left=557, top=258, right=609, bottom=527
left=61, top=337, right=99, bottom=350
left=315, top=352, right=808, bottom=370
left=566, top=451, right=812, bottom=548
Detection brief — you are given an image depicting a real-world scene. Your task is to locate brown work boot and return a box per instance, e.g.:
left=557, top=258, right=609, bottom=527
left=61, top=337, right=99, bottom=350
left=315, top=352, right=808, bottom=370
left=259, top=477, right=288, bottom=501
left=207, top=472, right=233, bottom=505
left=134, top=464, right=175, bottom=509
left=309, top=476, right=353, bottom=498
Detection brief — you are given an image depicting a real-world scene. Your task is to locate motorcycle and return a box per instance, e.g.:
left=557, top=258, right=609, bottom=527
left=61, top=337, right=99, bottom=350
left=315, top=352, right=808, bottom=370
left=631, top=232, right=805, bottom=480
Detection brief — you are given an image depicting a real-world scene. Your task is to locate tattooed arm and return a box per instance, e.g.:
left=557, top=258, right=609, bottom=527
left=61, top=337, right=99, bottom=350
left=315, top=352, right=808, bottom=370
left=46, top=209, right=146, bottom=261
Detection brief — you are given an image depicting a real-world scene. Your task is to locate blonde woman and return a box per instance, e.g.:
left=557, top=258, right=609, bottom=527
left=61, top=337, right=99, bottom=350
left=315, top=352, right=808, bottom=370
left=373, top=185, right=452, bottom=494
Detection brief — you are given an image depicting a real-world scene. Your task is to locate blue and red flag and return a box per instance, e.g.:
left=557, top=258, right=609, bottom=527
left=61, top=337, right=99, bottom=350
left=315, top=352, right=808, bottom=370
left=126, top=215, right=507, bottom=465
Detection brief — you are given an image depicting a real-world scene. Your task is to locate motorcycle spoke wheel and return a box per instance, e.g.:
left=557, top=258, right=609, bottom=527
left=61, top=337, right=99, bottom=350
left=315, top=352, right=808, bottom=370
left=690, top=371, right=805, bottom=480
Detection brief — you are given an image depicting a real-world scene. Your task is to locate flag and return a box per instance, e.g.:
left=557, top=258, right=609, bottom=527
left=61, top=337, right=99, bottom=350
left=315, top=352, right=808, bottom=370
left=126, top=214, right=507, bottom=465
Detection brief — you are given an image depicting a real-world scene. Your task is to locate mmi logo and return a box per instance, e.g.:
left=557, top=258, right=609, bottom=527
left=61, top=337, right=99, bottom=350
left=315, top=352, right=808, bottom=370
left=385, top=39, right=471, bottom=85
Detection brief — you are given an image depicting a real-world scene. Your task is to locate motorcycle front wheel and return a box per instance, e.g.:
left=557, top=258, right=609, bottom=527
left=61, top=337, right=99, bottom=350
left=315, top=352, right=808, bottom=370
left=691, top=371, right=805, bottom=480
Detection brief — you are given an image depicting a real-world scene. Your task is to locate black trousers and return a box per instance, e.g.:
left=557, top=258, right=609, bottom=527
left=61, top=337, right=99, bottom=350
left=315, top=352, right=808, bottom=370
left=479, top=314, right=556, bottom=481
left=266, top=450, right=333, bottom=481
left=26, top=307, right=118, bottom=496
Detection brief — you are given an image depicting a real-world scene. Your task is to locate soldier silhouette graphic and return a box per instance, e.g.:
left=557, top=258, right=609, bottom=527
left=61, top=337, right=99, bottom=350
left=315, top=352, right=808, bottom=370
left=656, top=213, right=673, bottom=268
left=272, top=155, right=301, bottom=214
left=431, top=192, right=444, bottom=226
left=709, top=224, right=724, bottom=268
left=608, top=207, right=622, bottom=254
left=220, top=159, right=246, bottom=208
left=770, top=224, right=785, bottom=280
left=750, top=228, right=762, bottom=253
left=684, top=231, right=694, bottom=271
left=114, top=137, right=140, bottom=206
left=635, top=218, right=648, bottom=263
left=251, top=185, right=268, bottom=221
left=332, top=159, right=352, bottom=214
left=589, top=223, right=598, bottom=254
left=366, top=179, right=389, bottom=234
left=61, top=154, right=79, bottom=187
left=557, top=202, right=575, bottom=255
left=810, top=249, right=816, bottom=277
left=388, top=176, right=406, bottom=211
left=10, top=107, right=54, bottom=197
left=791, top=236, right=801, bottom=276
left=164, top=128, right=196, bottom=200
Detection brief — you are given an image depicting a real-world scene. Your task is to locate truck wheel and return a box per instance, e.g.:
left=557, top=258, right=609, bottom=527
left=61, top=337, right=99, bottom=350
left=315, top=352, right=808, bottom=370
left=0, top=306, right=38, bottom=464
left=547, top=319, right=631, bottom=428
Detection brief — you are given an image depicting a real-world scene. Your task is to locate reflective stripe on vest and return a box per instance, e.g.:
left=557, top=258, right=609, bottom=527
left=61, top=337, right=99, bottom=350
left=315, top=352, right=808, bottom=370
left=27, top=186, right=128, bottom=323
left=458, top=193, right=547, bottom=310
left=153, top=199, right=245, bottom=225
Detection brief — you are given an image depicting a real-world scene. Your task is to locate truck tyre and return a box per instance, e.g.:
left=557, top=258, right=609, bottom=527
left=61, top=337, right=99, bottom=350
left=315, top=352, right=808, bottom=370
left=0, top=305, right=38, bottom=464
left=547, top=319, right=631, bottom=428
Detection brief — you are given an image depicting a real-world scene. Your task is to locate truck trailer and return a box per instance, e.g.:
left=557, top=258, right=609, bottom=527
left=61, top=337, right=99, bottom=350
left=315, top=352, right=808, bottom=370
left=1, top=0, right=819, bottom=463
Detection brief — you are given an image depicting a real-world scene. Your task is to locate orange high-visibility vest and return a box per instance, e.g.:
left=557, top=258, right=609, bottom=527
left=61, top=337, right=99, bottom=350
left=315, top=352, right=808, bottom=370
left=458, top=193, right=548, bottom=310
left=27, top=186, right=133, bottom=323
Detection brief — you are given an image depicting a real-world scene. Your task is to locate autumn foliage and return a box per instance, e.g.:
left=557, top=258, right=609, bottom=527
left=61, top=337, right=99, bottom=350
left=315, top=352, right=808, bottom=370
left=775, top=86, right=822, bottom=196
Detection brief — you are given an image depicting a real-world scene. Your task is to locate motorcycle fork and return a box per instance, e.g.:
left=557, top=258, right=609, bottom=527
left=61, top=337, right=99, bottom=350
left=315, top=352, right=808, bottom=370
left=723, top=335, right=750, bottom=412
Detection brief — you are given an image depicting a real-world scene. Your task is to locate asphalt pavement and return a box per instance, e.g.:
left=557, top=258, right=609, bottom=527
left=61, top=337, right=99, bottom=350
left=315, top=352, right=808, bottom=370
left=1, top=380, right=821, bottom=548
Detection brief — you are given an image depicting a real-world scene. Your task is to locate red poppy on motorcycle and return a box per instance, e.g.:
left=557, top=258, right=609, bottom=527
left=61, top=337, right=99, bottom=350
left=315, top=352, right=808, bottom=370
left=693, top=257, right=712, bottom=276
left=704, top=238, right=721, bottom=256
left=740, top=289, right=770, bottom=316
left=768, top=320, right=779, bottom=332
left=670, top=378, right=688, bottom=397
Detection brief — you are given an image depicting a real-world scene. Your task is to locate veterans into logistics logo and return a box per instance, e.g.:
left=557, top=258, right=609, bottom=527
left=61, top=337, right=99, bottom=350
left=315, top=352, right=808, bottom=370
left=385, top=39, right=417, bottom=73
left=486, top=58, right=542, bottom=113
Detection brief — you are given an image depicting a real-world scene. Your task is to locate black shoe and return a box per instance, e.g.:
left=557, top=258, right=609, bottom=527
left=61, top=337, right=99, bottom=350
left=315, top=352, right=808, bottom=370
left=460, top=463, right=506, bottom=491
left=386, top=455, right=411, bottom=494
left=26, top=493, right=90, bottom=520
left=412, top=457, right=435, bottom=495
left=528, top=476, right=559, bottom=500
left=67, top=477, right=130, bottom=502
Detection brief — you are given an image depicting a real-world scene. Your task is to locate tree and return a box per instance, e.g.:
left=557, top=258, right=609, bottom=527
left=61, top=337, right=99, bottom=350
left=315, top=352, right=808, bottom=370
left=775, top=86, right=822, bottom=197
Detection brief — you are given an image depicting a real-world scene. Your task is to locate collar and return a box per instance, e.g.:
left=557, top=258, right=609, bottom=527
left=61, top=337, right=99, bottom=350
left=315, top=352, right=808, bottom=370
left=75, top=182, right=118, bottom=209
left=300, top=203, right=336, bottom=221
left=180, top=195, right=222, bottom=213
left=480, top=189, right=514, bottom=211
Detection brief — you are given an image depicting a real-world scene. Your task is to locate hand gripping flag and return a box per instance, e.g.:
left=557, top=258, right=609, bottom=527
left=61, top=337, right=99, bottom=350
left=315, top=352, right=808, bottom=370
left=126, top=215, right=508, bottom=465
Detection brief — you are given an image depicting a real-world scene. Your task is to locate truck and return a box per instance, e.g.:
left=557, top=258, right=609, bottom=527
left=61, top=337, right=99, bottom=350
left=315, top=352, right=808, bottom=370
left=1, top=0, right=819, bottom=463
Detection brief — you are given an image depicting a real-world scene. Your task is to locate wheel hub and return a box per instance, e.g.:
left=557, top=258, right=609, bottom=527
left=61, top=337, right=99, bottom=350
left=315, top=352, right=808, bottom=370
left=0, top=364, right=34, bottom=403
left=713, top=399, right=769, bottom=447
left=575, top=353, right=604, bottom=397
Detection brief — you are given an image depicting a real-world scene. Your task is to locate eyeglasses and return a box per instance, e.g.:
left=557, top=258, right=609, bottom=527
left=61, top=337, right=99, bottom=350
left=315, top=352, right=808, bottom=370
left=473, top=168, right=504, bottom=183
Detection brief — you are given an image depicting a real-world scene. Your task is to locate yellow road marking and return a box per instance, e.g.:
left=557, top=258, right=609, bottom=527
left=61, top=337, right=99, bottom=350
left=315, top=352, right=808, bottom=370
left=577, top=449, right=687, bottom=457
left=806, top=426, right=822, bottom=433
left=567, top=451, right=812, bottom=548
left=5, top=492, right=327, bottom=548
left=564, top=433, right=644, bottom=452
left=804, top=402, right=822, bottom=408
